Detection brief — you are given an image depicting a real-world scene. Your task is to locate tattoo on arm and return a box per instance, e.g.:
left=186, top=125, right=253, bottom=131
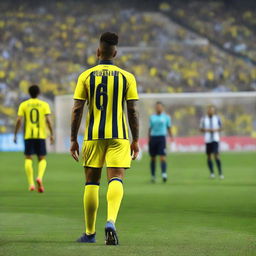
left=127, top=100, right=139, bottom=141
left=71, top=99, right=85, bottom=142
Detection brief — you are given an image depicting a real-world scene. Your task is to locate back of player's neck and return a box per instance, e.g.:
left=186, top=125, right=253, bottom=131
left=100, top=58, right=113, bottom=61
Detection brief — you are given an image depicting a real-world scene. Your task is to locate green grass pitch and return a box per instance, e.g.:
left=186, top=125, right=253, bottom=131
left=0, top=152, right=256, bottom=256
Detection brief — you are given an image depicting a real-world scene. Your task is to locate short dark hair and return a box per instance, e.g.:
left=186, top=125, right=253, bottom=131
left=29, top=85, right=40, bottom=98
left=100, top=32, right=118, bottom=46
left=156, top=101, right=163, bottom=106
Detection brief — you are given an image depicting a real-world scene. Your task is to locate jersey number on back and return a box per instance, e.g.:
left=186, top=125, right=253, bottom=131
left=95, top=83, right=108, bottom=111
left=30, top=108, right=39, bottom=124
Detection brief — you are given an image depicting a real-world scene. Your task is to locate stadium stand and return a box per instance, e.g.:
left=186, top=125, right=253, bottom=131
left=160, top=1, right=256, bottom=63
left=0, top=0, right=255, bottom=134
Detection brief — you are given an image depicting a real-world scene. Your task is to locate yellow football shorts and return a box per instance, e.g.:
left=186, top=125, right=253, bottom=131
left=82, top=139, right=131, bottom=168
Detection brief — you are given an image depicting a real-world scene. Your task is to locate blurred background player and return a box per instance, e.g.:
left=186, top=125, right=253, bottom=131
left=70, top=32, right=139, bottom=245
left=200, top=105, right=224, bottom=179
left=149, top=102, right=173, bottom=183
left=13, top=85, right=54, bottom=192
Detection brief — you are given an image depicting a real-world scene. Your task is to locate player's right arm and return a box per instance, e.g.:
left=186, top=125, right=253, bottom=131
left=14, top=103, right=24, bottom=143
left=70, top=72, right=87, bottom=161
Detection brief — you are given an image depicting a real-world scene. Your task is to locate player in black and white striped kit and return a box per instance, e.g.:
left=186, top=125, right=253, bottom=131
left=200, top=106, right=224, bottom=179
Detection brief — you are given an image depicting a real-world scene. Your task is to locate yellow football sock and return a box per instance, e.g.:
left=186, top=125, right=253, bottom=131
left=24, top=159, right=34, bottom=187
left=107, top=178, right=124, bottom=223
left=84, top=184, right=99, bottom=235
left=37, top=159, right=47, bottom=180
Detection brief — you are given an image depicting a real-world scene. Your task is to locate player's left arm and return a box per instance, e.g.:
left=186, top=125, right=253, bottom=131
left=13, top=116, right=23, bottom=144
left=70, top=99, right=85, bottom=161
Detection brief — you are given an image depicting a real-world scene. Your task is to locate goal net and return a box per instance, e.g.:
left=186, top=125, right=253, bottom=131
left=55, top=92, right=256, bottom=153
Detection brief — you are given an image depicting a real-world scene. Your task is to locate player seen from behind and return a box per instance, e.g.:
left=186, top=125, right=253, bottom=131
left=70, top=32, right=139, bottom=245
left=14, top=85, right=54, bottom=192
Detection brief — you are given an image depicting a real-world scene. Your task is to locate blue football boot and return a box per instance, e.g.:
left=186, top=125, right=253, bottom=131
left=105, top=221, right=119, bottom=245
left=76, top=233, right=96, bottom=243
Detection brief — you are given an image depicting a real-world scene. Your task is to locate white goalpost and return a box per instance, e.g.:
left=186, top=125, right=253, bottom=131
left=55, top=92, right=256, bottom=153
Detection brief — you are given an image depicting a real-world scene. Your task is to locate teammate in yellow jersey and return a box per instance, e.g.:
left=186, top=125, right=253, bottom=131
left=70, top=32, right=139, bottom=245
left=14, top=85, right=54, bottom=193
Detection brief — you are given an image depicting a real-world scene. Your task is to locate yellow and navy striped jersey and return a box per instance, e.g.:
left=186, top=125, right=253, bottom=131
left=17, top=98, right=51, bottom=139
left=74, top=60, right=139, bottom=141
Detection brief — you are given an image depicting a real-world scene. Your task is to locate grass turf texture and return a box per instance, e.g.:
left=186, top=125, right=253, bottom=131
left=0, top=152, right=256, bottom=256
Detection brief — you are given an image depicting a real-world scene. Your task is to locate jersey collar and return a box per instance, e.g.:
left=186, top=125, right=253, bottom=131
left=99, top=60, right=114, bottom=65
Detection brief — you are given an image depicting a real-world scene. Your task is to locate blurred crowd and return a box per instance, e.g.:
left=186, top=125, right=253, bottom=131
left=160, top=1, right=256, bottom=63
left=0, top=1, right=255, bottom=136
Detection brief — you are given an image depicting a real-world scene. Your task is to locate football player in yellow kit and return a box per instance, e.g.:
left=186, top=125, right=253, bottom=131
left=14, top=85, right=54, bottom=192
left=70, top=32, right=139, bottom=245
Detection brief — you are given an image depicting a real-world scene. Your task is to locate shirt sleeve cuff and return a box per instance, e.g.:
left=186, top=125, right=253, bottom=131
left=126, top=97, right=139, bottom=101
left=73, top=96, right=86, bottom=100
